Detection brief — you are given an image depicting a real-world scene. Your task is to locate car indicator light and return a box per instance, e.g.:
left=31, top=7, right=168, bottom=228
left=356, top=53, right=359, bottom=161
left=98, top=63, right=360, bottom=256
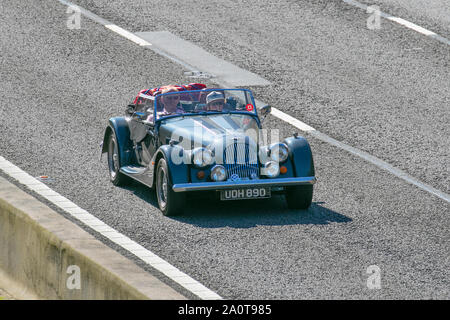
left=197, top=171, right=205, bottom=179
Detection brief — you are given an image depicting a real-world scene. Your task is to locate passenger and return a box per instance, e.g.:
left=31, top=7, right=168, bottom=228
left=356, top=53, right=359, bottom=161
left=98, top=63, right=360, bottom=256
left=205, top=91, right=225, bottom=112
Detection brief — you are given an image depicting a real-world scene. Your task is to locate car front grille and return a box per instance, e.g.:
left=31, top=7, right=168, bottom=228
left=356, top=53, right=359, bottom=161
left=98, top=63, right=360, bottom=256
left=223, top=138, right=259, bottom=180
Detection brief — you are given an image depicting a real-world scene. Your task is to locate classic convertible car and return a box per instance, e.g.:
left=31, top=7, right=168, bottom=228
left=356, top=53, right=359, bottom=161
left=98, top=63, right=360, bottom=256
left=101, top=84, right=316, bottom=216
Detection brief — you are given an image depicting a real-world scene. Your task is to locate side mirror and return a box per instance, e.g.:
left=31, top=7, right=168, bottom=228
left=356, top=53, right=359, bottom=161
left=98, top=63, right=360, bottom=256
left=169, top=136, right=183, bottom=147
left=259, top=105, right=272, bottom=121
left=126, top=104, right=136, bottom=116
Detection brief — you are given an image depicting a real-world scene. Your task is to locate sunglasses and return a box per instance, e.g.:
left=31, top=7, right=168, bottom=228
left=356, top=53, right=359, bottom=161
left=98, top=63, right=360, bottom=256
left=210, top=101, right=224, bottom=106
left=165, top=95, right=180, bottom=101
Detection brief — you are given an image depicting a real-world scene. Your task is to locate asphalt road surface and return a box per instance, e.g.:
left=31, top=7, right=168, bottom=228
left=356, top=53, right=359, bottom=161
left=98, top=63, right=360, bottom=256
left=0, top=0, right=448, bottom=299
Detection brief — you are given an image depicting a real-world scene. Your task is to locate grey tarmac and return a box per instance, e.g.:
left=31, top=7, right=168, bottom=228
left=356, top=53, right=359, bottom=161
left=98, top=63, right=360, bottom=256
left=0, top=0, right=448, bottom=299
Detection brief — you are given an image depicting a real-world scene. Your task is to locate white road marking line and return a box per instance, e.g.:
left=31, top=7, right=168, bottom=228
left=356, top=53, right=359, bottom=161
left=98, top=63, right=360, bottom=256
left=0, top=156, right=222, bottom=300
left=387, top=17, right=435, bottom=36
left=342, top=0, right=450, bottom=46
left=308, top=130, right=450, bottom=203
left=58, top=0, right=152, bottom=46
left=269, top=106, right=316, bottom=132
left=105, top=25, right=152, bottom=47
left=58, top=0, right=270, bottom=86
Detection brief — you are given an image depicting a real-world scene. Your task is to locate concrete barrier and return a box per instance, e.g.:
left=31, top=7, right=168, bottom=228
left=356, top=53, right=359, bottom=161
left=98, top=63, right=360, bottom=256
left=0, top=176, right=186, bottom=300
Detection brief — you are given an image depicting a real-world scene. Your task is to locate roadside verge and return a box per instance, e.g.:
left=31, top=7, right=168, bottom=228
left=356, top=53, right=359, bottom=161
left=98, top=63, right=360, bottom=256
left=0, top=176, right=186, bottom=300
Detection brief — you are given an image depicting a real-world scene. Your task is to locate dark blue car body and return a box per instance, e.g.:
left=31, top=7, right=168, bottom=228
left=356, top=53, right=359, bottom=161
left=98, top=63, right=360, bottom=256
left=101, top=87, right=316, bottom=216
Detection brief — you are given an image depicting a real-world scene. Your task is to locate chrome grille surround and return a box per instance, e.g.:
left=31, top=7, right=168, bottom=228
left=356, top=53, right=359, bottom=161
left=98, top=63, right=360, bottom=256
left=222, top=138, right=259, bottom=180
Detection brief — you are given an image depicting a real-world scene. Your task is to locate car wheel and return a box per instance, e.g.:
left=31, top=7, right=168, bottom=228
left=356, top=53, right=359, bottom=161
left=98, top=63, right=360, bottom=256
left=155, top=158, right=185, bottom=216
left=107, top=132, right=129, bottom=186
left=285, top=185, right=313, bottom=210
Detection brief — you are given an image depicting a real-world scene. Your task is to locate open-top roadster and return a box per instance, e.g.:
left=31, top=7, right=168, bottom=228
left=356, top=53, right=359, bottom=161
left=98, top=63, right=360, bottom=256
left=101, top=84, right=316, bottom=216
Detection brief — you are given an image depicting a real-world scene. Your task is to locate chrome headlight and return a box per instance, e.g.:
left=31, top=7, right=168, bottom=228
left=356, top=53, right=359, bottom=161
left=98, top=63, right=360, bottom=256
left=269, top=143, right=289, bottom=163
left=210, top=165, right=227, bottom=181
left=262, top=161, right=280, bottom=178
left=192, top=147, right=213, bottom=168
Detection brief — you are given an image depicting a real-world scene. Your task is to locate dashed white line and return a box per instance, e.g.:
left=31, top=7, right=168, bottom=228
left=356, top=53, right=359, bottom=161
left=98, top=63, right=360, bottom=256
left=0, top=156, right=222, bottom=300
left=343, top=0, right=450, bottom=46
left=308, top=130, right=450, bottom=203
left=269, top=106, right=316, bottom=132
left=105, top=24, right=152, bottom=47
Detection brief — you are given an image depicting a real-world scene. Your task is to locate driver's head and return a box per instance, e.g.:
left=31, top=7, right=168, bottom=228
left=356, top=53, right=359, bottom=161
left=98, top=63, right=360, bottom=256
left=161, top=87, right=180, bottom=112
left=206, top=91, right=225, bottom=111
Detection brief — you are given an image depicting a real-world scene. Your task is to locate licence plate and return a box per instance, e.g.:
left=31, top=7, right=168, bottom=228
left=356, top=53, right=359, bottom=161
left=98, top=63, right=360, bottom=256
left=220, top=187, right=271, bottom=200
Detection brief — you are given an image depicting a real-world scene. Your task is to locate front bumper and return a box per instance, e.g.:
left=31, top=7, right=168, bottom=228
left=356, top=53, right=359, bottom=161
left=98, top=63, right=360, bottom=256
left=172, top=176, right=316, bottom=192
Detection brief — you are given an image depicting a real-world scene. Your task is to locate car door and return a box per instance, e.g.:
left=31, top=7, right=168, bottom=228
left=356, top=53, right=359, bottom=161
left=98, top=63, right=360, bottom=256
left=129, top=100, right=157, bottom=166
left=140, top=121, right=158, bottom=165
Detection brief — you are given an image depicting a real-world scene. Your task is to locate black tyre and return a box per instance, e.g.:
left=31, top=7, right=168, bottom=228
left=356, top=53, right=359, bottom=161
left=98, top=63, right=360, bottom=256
left=155, top=158, right=185, bottom=216
left=107, top=132, right=129, bottom=186
left=285, top=185, right=313, bottom=210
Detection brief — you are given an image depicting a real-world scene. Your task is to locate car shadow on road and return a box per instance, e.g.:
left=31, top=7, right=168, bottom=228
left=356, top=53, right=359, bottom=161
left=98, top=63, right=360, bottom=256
left=176, top=195, right=352, bottom=228
left=126, top=182, right=352, bottom=228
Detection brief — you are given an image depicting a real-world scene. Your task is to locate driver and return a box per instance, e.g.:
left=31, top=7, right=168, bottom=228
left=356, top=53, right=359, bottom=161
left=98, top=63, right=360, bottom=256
left=147, top=86, right=184, bottom=121
left=160, top=87, right=184, bottom=114
left=205, top=91, right=225, bottom=112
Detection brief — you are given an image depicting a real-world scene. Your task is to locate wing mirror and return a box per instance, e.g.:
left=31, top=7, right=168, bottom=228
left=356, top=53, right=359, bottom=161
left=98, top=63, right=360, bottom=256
left=126, top=104, right=136, bottom=116
left=259, top=105, right=272, bottom=121
left=169, top=136, right=183, bottom=147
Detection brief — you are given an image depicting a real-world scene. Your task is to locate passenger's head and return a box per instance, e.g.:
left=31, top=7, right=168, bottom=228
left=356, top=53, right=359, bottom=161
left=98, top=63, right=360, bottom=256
left=206, top=91, right=225, bottom=111
left=161, top=87, right=180, bottom=112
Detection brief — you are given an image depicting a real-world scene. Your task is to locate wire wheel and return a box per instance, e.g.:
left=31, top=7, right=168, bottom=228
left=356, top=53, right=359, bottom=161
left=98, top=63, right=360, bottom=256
left=106, top=133, right=129, bottom=186
left=108, top=136, right=119, bottom=180
left=156, top=164, right=168, bottom=210
left=155, top=158, right=185, bottom=216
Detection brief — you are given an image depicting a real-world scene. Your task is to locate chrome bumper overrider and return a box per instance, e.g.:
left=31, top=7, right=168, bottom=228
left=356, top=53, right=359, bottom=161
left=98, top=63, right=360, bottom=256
left=172, top=176, right=316, bottom=192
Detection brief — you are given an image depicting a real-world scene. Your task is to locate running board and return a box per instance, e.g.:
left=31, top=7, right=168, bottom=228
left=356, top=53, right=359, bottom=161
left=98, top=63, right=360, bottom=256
left=120, top=165, right=147, bottom=175
left=120, top=165, right=154, bottom=188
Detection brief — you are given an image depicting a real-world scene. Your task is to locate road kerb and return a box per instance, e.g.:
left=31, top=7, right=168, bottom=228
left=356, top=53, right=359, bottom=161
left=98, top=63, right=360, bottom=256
left=0, top=176, right=186, bottom=300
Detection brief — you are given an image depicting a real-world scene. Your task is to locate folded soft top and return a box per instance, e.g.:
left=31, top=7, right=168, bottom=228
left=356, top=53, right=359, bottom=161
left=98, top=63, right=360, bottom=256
left=133, top=83, right=207, bottom=104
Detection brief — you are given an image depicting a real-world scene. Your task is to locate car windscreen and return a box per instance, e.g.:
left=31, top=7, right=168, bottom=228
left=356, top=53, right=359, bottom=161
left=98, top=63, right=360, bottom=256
left=154, top=88, right=257, bottom=121
left=161, top=113, right=260, bottom=136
